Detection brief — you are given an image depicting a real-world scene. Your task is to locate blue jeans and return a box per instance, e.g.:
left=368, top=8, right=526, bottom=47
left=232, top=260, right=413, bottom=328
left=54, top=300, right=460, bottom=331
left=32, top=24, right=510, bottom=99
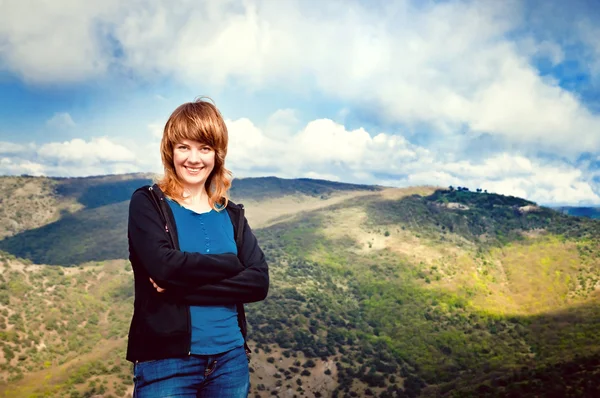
left=133, top=346, right=249, bottom=397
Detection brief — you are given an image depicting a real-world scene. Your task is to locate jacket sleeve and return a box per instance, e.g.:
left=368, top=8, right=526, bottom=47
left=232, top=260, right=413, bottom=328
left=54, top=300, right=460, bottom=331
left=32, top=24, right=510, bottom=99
left=167, top=214, right=269, bottom=305
left=128, top=190, right=245, bottom=289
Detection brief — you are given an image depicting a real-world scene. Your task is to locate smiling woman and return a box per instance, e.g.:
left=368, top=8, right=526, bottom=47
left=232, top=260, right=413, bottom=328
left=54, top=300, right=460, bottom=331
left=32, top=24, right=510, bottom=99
left=126, top=98, right=269, bottom=398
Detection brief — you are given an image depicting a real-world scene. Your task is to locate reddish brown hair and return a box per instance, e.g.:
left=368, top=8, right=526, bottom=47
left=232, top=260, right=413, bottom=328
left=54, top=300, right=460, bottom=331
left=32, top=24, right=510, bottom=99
left=157, top=98, right=232, bottom=209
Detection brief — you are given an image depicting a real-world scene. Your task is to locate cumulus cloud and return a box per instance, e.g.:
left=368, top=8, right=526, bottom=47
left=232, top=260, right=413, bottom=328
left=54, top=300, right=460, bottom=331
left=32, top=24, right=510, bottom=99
left=38, top=137, right=135, bottom=164
left=0, top=141, right=35, bottom=155
left=0, top=157, right=46, bottom=176
left=1, top=114, right=599, bottom=204
left=1, top=0, right=599, bottom=154
left=264, top=109, right=299, bottom=139
left=0, top=137, right=143, bottom=177
left=0, top=1, right=120, bottom=84
left=1, top=0, right=599, bottom=204
left=223, top=114, right=600, bottom=205
left=147, top=123, right=164, bottom=139
left=578, top=21, right=600, bottom=78
left=46, top=112, right=76, bottom=129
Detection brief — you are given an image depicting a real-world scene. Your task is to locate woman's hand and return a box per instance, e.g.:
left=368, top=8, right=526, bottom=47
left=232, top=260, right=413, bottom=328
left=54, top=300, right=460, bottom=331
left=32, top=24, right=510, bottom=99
left=149, top=278, right=166, bottom=293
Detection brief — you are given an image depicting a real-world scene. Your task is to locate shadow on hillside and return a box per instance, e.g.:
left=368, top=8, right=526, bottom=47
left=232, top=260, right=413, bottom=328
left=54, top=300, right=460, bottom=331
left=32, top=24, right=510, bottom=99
left=0, top=178, right=152, bottom=265
left=56, top=178, right=153, bottom=209
left=434, top=302, right=600, bottom=397
left=0, top=201, right=129, bottom=265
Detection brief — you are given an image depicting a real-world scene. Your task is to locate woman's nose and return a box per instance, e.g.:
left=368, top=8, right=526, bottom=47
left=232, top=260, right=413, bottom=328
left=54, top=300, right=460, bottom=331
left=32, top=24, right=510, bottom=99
left=187, top=149, right=202, bottom=163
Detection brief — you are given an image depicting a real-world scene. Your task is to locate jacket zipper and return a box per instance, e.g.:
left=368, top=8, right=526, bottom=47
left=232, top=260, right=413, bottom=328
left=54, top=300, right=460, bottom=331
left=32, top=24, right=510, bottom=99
left=149, top=186, right=192, bottom=355
left=236, top=204, right=245, bottom=250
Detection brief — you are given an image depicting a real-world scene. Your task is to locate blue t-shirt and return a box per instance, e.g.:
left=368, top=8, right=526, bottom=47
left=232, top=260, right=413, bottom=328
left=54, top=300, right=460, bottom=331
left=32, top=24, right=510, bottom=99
left=167, top=198, right=244, bottom=355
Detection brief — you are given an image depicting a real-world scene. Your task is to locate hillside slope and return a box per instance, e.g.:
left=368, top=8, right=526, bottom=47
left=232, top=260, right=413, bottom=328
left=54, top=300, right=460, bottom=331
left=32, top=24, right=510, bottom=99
left=1, top=176, right=599, bottom=397
left=0, top=175, right=381, bottom=265
left=0, top=176, right=82, bottom=240
left=253, top=188, right=600, bottom=396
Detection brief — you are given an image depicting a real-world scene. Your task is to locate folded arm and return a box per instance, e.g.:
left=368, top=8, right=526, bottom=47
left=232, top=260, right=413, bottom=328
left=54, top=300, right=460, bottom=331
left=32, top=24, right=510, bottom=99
left=165, top=213, right=269, bottom=305
left=128, top=190, right=244, bottom=289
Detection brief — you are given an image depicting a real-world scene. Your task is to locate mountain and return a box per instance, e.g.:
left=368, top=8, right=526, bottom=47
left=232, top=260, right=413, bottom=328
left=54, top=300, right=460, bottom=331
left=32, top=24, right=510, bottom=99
left=554, top=206, right=600, bottom=220
left=0, top=174, right=380, bottom=265
left=1, top=174, right=599, bottom=398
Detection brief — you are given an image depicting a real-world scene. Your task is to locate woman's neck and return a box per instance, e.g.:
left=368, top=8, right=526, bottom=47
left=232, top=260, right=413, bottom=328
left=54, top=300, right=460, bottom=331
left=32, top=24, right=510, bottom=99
left=182, top=185, right=209, bottom=204
left=180, top=185, right=213, bottom=213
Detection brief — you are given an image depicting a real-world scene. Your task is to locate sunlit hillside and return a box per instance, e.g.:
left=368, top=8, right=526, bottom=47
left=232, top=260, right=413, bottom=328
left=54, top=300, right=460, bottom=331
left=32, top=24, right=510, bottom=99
left=1, top=175, right=599, bottom=397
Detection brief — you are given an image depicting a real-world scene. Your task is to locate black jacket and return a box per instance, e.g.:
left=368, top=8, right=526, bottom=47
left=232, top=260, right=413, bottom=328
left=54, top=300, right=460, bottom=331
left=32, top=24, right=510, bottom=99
left=126, top=184, right=269, bottom=362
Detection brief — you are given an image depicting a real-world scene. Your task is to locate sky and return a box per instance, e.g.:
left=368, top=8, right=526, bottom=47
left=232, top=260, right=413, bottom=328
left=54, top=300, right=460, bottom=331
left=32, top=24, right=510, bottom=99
left=1, top=0, right=600, bottom=206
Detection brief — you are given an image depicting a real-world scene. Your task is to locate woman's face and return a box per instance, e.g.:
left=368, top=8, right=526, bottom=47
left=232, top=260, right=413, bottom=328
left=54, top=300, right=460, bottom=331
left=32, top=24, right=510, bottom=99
left=172, top=139, right=216, bottom=191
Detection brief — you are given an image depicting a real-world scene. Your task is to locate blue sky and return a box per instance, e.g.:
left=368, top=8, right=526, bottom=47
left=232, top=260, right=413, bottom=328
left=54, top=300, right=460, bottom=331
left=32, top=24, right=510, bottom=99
left=1, top=0, right=600, bottom=206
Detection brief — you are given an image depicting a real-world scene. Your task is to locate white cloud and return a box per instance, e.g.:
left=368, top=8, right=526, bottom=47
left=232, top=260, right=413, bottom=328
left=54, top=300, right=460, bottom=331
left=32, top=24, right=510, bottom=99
left=578, top=21, right=600, bottom=78
left=148, top=123, right=164, bottom=139
left=1, top=0, right=599, bottom=154
left=0, top=137, right=144, bottom=177
left=264, top=109, right=299, bottom=139
left=38, top=137, right=135, bottom=164
left=0, top=135, right=148, bottom=176
left=1, top=114, right=599, bottom=204
left=224, top=114, right=600, bottom=205
left=409, top=155, right=599, bottom=205
left=0, top=1, right=119, bottom=84
left=293, top=119, right=371, bottom=165
left=0, top=157, right=46, bottom=176
left=517, top=37, right=565, bottom=66
left=1, top=0, right=599, bottom=203
left=109, top=0, right=599, bottom=154
left=46, top=112, right=76, bottom=129
left=0, top=141, right=35, bottom=155
left=303, top=171, right=341, bottom=181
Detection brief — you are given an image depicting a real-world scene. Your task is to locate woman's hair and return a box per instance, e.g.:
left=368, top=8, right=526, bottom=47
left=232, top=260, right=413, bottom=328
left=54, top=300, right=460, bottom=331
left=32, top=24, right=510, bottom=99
left=157, top=97, right=232, bottom=209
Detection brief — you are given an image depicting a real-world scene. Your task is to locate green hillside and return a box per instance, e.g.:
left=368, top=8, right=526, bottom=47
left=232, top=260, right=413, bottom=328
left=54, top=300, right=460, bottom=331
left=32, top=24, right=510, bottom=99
left=0, top=201, right=129, bottom=266
left=0, top=175, right=379, bottom=265
left=0, top=254, right=133, bottom=398
left=254, top=189, right=600, bottom=396
left=1, top=176, right=600, bottom=397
